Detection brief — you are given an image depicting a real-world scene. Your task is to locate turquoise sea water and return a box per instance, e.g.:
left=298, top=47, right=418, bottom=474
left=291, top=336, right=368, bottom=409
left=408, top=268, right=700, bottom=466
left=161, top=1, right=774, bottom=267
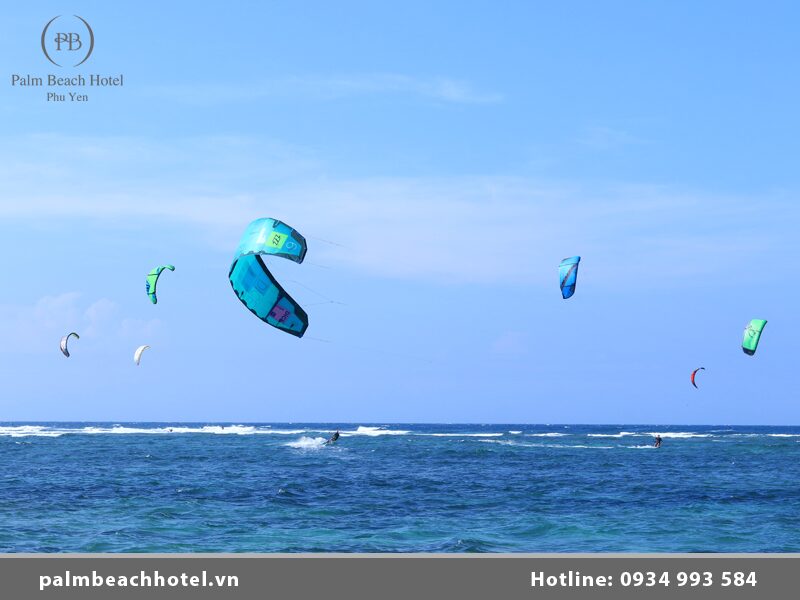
left=1, top=423, right=799, bottom=553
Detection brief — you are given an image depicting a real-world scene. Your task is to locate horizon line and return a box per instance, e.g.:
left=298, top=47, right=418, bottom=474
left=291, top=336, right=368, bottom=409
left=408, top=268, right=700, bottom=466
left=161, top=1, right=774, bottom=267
left=1, top=421, right=798, bottom=427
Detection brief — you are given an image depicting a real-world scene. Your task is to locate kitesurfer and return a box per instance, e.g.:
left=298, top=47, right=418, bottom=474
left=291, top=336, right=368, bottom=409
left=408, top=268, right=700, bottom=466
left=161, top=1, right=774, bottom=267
left=654, top=435, right=662, bottom=448
left=326, top=430, right=340, bottom=445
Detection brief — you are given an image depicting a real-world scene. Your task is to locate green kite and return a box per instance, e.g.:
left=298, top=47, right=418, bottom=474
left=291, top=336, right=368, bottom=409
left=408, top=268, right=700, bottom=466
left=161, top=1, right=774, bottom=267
left=146, top=265, right=175, bottom=304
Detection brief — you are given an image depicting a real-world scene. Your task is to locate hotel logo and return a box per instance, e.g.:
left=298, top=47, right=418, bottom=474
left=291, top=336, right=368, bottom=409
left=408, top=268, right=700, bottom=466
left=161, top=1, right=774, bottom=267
left=41, top=15, right=95, bottom=67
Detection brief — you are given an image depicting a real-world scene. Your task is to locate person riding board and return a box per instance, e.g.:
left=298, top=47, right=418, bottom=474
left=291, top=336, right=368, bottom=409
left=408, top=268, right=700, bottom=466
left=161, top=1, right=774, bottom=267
left=654, top=435, right=662, bottom=448
left=326, top=430, right=340, bottom=445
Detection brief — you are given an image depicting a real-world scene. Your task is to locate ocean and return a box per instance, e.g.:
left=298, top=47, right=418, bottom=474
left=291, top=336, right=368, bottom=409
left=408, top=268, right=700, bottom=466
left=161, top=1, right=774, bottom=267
left=1, top=423, right=799, bottom=553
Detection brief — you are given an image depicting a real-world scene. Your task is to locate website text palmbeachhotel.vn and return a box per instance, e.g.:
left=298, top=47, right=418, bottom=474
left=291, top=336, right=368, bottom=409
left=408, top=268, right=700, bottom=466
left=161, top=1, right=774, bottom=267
left=39, top=570, right=238, bottom=591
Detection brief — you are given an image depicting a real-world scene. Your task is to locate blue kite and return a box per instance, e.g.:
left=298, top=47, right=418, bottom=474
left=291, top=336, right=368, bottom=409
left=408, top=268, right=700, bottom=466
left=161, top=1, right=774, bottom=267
left=228, top=218, right=309, bottom=337
left=559, top=256, right=581, bottom=299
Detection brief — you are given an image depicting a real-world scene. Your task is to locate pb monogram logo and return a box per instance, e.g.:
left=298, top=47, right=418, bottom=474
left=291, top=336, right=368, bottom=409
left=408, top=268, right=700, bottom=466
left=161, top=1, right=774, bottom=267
left=41, top=15, right=95, bottom=67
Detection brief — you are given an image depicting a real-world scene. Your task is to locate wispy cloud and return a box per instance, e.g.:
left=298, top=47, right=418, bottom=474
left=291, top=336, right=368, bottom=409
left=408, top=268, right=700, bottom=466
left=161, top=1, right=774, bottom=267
left=0, top=293, right=161, bottom=355
left=145, top=73, right=504, bottom=105
left=576, top=125, right=650, bottom=150
left=0, top=134, right=795, bottom=288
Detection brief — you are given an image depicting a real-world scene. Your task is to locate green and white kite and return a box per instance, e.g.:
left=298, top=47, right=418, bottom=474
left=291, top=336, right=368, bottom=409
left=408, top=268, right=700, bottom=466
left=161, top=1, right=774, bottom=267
left=145, top=265, right=175, bottom=304
left=742, top=319, right=767, bottom=356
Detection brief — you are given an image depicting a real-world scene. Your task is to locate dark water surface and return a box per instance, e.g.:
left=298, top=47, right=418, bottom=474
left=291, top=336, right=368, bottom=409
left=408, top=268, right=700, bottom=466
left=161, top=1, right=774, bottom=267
left=2, top=423, right=799, bottom=552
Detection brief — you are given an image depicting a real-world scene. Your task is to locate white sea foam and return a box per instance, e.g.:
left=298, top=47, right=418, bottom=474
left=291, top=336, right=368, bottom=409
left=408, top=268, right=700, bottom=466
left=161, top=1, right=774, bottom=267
left=0, top=426, right=63, bottom=438
left=625, top=445, right=656, bottom=449
left=340, top=426, right=411, bottom=437
left=422, top=432, right=504, bottom=437
left=767, top=434, right=800, bottom=438
left=285, top=436, right=327, bottom=449
left=479, top=439, right=612, bottom=449
left=588, top=430, right=711, bottom=439
left=0, top=424, right=736, bottom=441
left=3, top=424, right=340, bottom=437
left=565, top=444, right=613, bottom=449
left=79, top=425, right=309, bottom=435
left=479, top=439, right=538, bottom=447
left=645, top=432, right=711, bottom=438
left=257, top=429, right=311, bottom=435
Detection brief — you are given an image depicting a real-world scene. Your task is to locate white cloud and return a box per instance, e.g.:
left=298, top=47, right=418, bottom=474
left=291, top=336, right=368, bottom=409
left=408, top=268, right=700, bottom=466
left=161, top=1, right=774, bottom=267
left=0, top=293, right=161, bottom=355
left=145, top=73, right=504, bottom=105
left=119, top=317, right=162, bottom=340
left=576, top=125, right=649, bottom=150
left=83, top=298, right=118, bottom=337
left=0, top=134, right=796, bottom=288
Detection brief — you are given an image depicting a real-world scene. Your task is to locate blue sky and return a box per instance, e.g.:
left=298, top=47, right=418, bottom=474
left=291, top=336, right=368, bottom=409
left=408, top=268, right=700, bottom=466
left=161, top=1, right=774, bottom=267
left=1, top=1, right=798, bottom=423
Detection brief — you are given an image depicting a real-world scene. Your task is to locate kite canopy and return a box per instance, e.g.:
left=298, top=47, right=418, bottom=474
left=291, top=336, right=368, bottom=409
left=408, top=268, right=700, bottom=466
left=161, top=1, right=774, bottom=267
left=228, top=218, right=309, bottom=338
left=146, top=265, right=175, bottom=304
left=742, top=319, right=767, bottom=356
left=559, top=256, right=581, bottom=299
left=59, top=332, right=80, bottom=358
left=134, top=345, right=150, bottom=365
left=691, top=367, right=705, bottom=389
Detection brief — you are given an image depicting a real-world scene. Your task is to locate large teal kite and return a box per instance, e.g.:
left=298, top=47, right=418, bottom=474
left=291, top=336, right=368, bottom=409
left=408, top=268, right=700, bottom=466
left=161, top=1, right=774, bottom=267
left=228, top=218, right=308, bottom=337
